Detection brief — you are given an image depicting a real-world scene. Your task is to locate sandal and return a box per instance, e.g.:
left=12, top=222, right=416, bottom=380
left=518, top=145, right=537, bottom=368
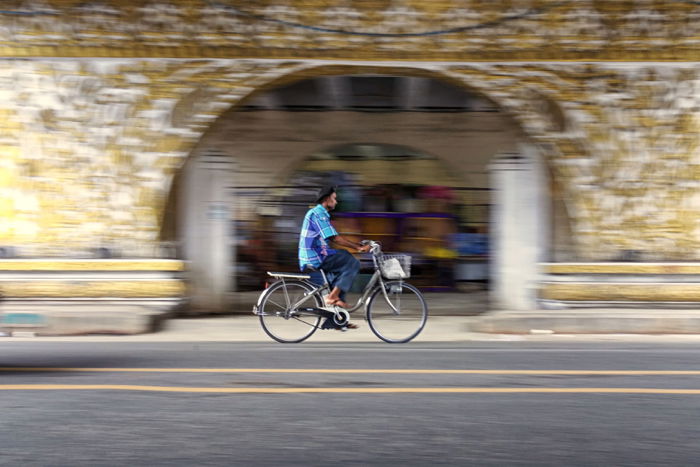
left=325, top=297, right=350, bottom=309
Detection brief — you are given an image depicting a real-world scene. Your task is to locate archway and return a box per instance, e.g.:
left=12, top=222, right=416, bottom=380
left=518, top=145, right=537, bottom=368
left=170, top=70, right=556, bottom=313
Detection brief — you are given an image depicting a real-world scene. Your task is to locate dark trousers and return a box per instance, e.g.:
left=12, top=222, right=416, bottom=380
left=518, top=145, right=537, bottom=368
left=306, top=250, right=360, bottom=301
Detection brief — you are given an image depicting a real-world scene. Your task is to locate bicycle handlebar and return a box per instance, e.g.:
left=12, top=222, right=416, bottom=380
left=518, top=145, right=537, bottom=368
left=361, top=239, right=382, bottom=255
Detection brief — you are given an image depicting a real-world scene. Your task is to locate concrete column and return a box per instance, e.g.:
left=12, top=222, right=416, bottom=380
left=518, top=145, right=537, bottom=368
left=180, top=153, right=236, bottom=312
left=398, top=77, right=427, bottom=110
left=318, top=76, right=351, bottom=109
left=489, top=144, right=549, bottom=310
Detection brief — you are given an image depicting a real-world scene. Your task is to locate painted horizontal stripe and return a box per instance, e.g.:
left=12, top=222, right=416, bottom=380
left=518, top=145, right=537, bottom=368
left=0, top=280, right=185, bottom=298
left=0, top=273, right=180, bottom=280
left=541, top=263, right=700, bottom=275
left=2, top=385, right=700, bottom=394
left=0, top=260, right=184, bottom=272
left=3, top=368, right=700, bottom=375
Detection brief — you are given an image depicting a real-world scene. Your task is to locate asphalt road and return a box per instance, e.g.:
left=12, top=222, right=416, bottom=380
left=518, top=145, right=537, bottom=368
left=1, top=342, right=700, bottom=466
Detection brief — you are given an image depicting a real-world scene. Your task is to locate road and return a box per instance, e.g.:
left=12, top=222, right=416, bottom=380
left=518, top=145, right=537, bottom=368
left=1, top=341, right=700, bottom=466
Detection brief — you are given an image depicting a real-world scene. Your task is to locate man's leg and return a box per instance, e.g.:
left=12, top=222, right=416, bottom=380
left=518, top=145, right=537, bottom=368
left=321, top=250, right=360, bottom=308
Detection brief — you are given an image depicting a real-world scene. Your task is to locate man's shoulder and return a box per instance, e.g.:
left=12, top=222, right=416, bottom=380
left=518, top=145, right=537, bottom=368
left=306, top=204, right=328, bottom=218
left=301, top=205, right=323, bottom=230
left=302, top=206, right=315, bottom=219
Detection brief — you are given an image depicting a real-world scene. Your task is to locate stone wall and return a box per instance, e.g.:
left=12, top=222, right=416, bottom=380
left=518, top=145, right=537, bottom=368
left=1, top=1, right=700, bottom=61
left=0, top=58, right=293, bottom=256
left=0, top=1, right=699, bottom=262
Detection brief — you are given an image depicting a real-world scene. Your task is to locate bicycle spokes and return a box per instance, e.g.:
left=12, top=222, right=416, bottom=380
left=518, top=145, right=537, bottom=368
left=367, top=281, right=428, bottom=343
left=258, top=280, right=323, bottom=343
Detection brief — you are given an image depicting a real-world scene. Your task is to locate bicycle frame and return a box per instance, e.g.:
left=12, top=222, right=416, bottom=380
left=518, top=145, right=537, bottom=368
left=271, top=267, right=401, bottom=317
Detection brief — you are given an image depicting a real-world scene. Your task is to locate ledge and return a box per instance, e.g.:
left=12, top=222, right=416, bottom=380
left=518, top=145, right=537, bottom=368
left=0, top=259, right=186, bottom=300
left=539, top=262, right=700, bottom=305
left=0, top=259, right=184, bottom=272
left=0, top=259, right=187, bottom=334
left=0, top=281, right=185, bottom=298
left=541, top=262, right=700, bottom=275
left=540, top=282, right=700, bottom=302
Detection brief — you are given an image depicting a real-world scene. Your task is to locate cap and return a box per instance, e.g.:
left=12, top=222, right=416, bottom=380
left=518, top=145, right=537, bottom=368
left=316, top=185, right=336, bottom=204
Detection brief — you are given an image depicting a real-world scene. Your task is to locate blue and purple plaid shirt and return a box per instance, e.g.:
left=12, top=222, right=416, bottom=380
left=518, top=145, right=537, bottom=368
left=298, top=204, right=338, bottom=270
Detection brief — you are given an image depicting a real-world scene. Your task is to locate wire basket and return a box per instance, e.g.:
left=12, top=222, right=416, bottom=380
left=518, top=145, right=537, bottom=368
left=378, top=254, right=411, bottom=279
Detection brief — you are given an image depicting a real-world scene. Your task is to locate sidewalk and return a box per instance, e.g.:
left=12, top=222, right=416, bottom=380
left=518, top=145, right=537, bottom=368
left=6, top=314, right=700, bottom=343
left=5, top=289, right=700, bottom=342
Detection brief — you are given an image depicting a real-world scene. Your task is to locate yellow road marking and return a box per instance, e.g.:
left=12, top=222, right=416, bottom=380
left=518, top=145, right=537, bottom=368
left=2, top=368, right=700, bottom=375
left=2, top=385, right=700, bottom=394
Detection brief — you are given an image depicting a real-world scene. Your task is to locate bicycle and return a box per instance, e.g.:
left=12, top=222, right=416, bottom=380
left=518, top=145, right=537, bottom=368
left=253, top=240, right=428, bottom=343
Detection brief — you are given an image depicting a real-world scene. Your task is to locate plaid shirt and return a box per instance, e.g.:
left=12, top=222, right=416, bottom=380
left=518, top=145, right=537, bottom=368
left=298, top=204, right=338, bottom=270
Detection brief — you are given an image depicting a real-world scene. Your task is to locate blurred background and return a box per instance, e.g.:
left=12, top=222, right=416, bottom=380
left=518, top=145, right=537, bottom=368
left=1, top=0, right=700, bottom=323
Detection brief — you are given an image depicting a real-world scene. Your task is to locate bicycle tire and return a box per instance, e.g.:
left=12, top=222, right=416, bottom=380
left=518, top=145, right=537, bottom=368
left=258, top=280, right=323, bottom=343
left=366, top=281, right=428, bottom=343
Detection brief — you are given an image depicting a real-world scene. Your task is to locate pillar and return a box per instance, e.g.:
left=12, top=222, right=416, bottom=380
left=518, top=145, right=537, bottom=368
left=489, top=144, right=549, bottom=310
left=180, top=153, right=236, bottom=312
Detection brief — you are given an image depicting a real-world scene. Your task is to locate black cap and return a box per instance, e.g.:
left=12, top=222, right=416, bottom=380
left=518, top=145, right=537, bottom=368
left=316, top=185, right=336, bottom=204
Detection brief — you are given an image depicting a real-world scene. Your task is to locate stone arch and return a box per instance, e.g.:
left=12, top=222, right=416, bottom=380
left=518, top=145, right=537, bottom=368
left=168, top=61, right=576, bottom=200
left=162, top=61, right=582, bottom=224
left=170, top=61, right=565, bottom=311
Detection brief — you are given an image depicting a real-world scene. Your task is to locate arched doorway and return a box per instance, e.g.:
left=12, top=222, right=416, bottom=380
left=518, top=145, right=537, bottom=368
left=241, top=143, right=491, bottom=292
left=171, top=71, right=552, bottom=313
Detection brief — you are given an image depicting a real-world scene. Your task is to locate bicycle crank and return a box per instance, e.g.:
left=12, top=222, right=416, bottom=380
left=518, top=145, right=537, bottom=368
left=300, top=307, right=349, bottom=326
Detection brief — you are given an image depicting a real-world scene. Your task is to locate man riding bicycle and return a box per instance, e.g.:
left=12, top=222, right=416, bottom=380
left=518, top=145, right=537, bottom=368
left=298, top=185, right=370, bottom=329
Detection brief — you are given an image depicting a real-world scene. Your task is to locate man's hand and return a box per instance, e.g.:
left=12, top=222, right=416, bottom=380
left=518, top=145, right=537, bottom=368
left=331, top=234, right=372, bottom=253
left=357, top=244, right=371, bottom=253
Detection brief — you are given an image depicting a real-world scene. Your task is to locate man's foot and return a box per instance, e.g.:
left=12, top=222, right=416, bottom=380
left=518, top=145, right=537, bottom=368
left=324, top=297, right=350, bottom=309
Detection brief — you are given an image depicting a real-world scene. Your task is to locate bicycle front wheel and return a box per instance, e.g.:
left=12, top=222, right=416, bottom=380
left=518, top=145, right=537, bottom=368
left=258, top=280, right=323, bottom=343
left=366, top=281, right=428, bottom=343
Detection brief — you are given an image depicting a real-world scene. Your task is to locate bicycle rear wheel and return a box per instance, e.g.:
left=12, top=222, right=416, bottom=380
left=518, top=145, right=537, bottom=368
left=258, top=280, right=322, bottom=343
left=366, top=281, right=428, bottom=343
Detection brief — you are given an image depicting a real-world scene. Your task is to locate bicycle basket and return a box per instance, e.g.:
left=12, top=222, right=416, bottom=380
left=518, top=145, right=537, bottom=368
left=378, top=254, right=411, bottom=279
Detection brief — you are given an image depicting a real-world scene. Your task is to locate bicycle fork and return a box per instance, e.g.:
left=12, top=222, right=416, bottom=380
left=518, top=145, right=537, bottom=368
left=380, top=281, right=403, bottom=315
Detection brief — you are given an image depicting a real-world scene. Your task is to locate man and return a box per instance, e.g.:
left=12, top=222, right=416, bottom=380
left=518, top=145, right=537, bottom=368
left=298, top=185, right=370, bottom=327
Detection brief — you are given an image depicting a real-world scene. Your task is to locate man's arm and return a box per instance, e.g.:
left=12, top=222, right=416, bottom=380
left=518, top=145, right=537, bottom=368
left=329, top=234, right=371, bottom=253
